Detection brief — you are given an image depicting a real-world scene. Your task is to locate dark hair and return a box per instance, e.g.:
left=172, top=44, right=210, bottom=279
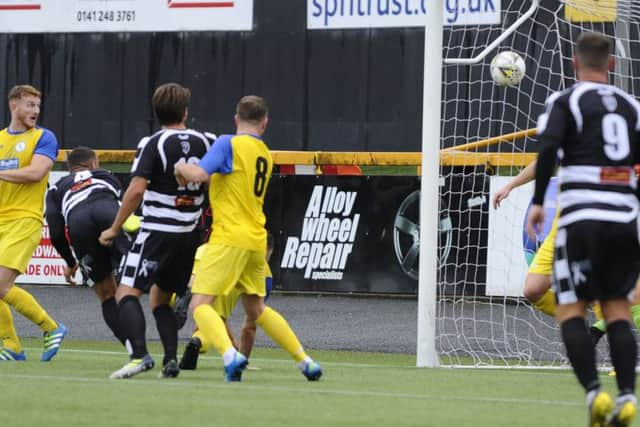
left=236, top=95, right=268, bottom=124
left=576, top=32, right=612, bottom=71
left=152, top=83, right=191, bottom=125
left=267, top=230, right=274, bottom=250
left=8, top=84, right=41, bottom=102
left=67, top=146, right=97, bottom=169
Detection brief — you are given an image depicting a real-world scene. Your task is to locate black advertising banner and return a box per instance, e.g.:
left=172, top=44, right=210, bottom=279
left=113, top=170, right=489, bottom=295
left=265, top=169, right=489, bottom=295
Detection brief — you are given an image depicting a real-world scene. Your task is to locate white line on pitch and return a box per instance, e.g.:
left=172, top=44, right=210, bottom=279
left=0, top=372, right=582, bottom=408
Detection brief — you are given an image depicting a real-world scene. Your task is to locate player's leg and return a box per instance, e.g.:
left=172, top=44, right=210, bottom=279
left=93, top=274, right=127, bottom=347
left=600, top=222, right=640, bottom=426
left=524, top=225, right=555, bottom=317
left=0, top=299, right=24, bottom=360
left=150, top=284, right=180, bottom=378
left=554, top=224, right=613, bottom=426
left=109, top=230, right=158, bottom=379
left=0, top=219, right=66, bottom=361
left=243, top=294, right=322, bottom=381
left=153, top=231, right=199, bottom=377
left=83, top=199, right=128, bottom=346
left=190, top=244, right=247, bottom=380
left=600, top=299, right=637, bottom=426
left=69, top=213, right=128, bottom=348
left=240, top=250, right=322, bottom=380
left=109, top=285, right=153, bottom=379
left=239, top=315, right=257, bottom=358
left=523, top=273, right=555, bottom=316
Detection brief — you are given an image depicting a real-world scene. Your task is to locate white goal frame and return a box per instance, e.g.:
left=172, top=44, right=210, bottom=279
left=416, top=1, right=443, bottom=368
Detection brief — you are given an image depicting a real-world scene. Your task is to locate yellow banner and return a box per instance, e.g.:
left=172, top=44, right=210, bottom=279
left=565, top=0, right=617, bottom=22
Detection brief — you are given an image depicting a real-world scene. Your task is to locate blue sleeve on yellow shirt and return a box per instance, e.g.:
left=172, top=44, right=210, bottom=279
left=199, top=134, right=233, bottom=175
left=33, top=129, right=59, bottom=162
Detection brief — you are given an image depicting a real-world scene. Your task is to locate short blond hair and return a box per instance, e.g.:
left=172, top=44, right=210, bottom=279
left=8, top=85, right=41, bottom=102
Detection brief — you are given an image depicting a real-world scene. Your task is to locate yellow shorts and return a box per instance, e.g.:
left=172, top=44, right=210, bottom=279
left=192, top=243, right=266, bottom=297
left=213, top=287, right=242, bottom=320
left=0, top=218, right=42, bottom=273
left=528, top=216, right=558, bottom=276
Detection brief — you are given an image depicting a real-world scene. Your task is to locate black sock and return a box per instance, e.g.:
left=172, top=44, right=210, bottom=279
left=101, top=297, right=126, bottom=346
left=153, top=304, right=178, bottom=366
left=561, top=317, right=600, bottom=392
left=607, top=320, right=637, bottom=395
left=118, top=295, right=148, bottom=359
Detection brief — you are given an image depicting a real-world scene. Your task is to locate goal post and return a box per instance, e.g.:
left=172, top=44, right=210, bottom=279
left=429, top=0, right=640, bottom=368
left=416, top=0, right=444, bottom=368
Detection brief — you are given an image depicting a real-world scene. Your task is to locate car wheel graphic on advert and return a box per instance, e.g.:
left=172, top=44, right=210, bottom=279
left=393, top=190, right=452, bottom=280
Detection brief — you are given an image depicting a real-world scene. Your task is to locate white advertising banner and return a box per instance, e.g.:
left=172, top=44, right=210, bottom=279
left=486, top=177, right=532, bottom=297
left=0, top=0, right=253, bottom=33
left=308, top=0, right=500, bottom=29
left=16, top=171, right=82, bottom=285
left=486, top=176, right=559, bottom=297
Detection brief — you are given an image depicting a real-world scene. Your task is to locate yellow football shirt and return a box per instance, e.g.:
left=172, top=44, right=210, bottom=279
left=200, top=134, right=272, bottom=253
left=0, top=127, right=58, bottom=223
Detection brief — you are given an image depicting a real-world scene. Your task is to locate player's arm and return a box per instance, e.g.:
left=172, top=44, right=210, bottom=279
left=0, top=154, right=53, bottom=183
left=100, top=137, right=153, bottom=246
left=45, top=186, right=79, bottom=285
left=526, top=94, right=567, bottom=239
left=175, top=135, right=232, bottom=184
left=0, top=129, right=57, bottom=183
left=493, top=160, right=537, bottom=209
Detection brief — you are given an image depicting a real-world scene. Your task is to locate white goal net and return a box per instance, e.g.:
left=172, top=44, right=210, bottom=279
left=436, top=0, right=640, bottom=366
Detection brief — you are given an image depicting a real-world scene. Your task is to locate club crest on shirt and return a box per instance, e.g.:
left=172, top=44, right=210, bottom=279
left=602, top=95, right=617, bottom=112
left=15, top=141, right=26, bottom=152
left=180, top=141, right=190, bottom=154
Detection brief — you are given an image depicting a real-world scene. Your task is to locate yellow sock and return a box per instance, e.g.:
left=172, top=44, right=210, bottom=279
left=256, top=307, right=307, bottom=363
left=532, top=289, right=556, bottom=317
left=2, top=286, right=57, bottom=332
left=592, top=302, right=604, bottom=321
left=0, top=300, right=21, bottom=353
left=193, top=304, right=233, bottom=356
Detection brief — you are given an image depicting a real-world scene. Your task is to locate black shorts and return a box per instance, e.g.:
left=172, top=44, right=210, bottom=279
left=119, top=228, right=198, bottom=296
left=552, top=220, right=640, bottom=304
left=67, top=196, right=130, bottom=286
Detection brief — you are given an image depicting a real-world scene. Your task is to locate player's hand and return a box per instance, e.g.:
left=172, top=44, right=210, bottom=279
left=174, top=164, right=188, bottom=187
left=492, top=185, right=512, bottom=209
left=526, top=205, right=545, bottom=240
left=99, top=227, right=118, bottom=247
left=64, top=264, right=79, bottom=286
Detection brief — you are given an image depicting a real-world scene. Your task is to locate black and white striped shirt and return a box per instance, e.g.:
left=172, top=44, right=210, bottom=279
left=132, top=128, right=214, bottom=233
left=534, top=81, right=640, bottom=227
left=47, top=169, right=121, bottom=222
left=45, top=169, right=122, bottom=266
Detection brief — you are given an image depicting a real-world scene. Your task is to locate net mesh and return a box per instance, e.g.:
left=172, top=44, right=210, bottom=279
left=437, top=0, right=640, bottom=366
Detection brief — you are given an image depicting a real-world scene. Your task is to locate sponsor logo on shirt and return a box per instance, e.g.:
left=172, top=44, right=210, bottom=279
left=0, top=158, right=19, bottom=170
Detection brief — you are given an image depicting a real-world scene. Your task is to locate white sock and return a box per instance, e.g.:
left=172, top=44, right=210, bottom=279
left=125, top=339, right=133, bottom=357
left=297, top=356, right=313, bottom=371
left=223, top=348, right=237, bottom=366
left=586, top=389, right=600, bottom=406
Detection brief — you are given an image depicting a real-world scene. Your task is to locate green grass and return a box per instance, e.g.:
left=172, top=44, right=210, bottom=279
left=0, top=339, right=619, bottom=427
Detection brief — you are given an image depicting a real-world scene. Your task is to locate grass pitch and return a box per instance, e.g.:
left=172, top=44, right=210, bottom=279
left=0, top=339, right=619, bottom=427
